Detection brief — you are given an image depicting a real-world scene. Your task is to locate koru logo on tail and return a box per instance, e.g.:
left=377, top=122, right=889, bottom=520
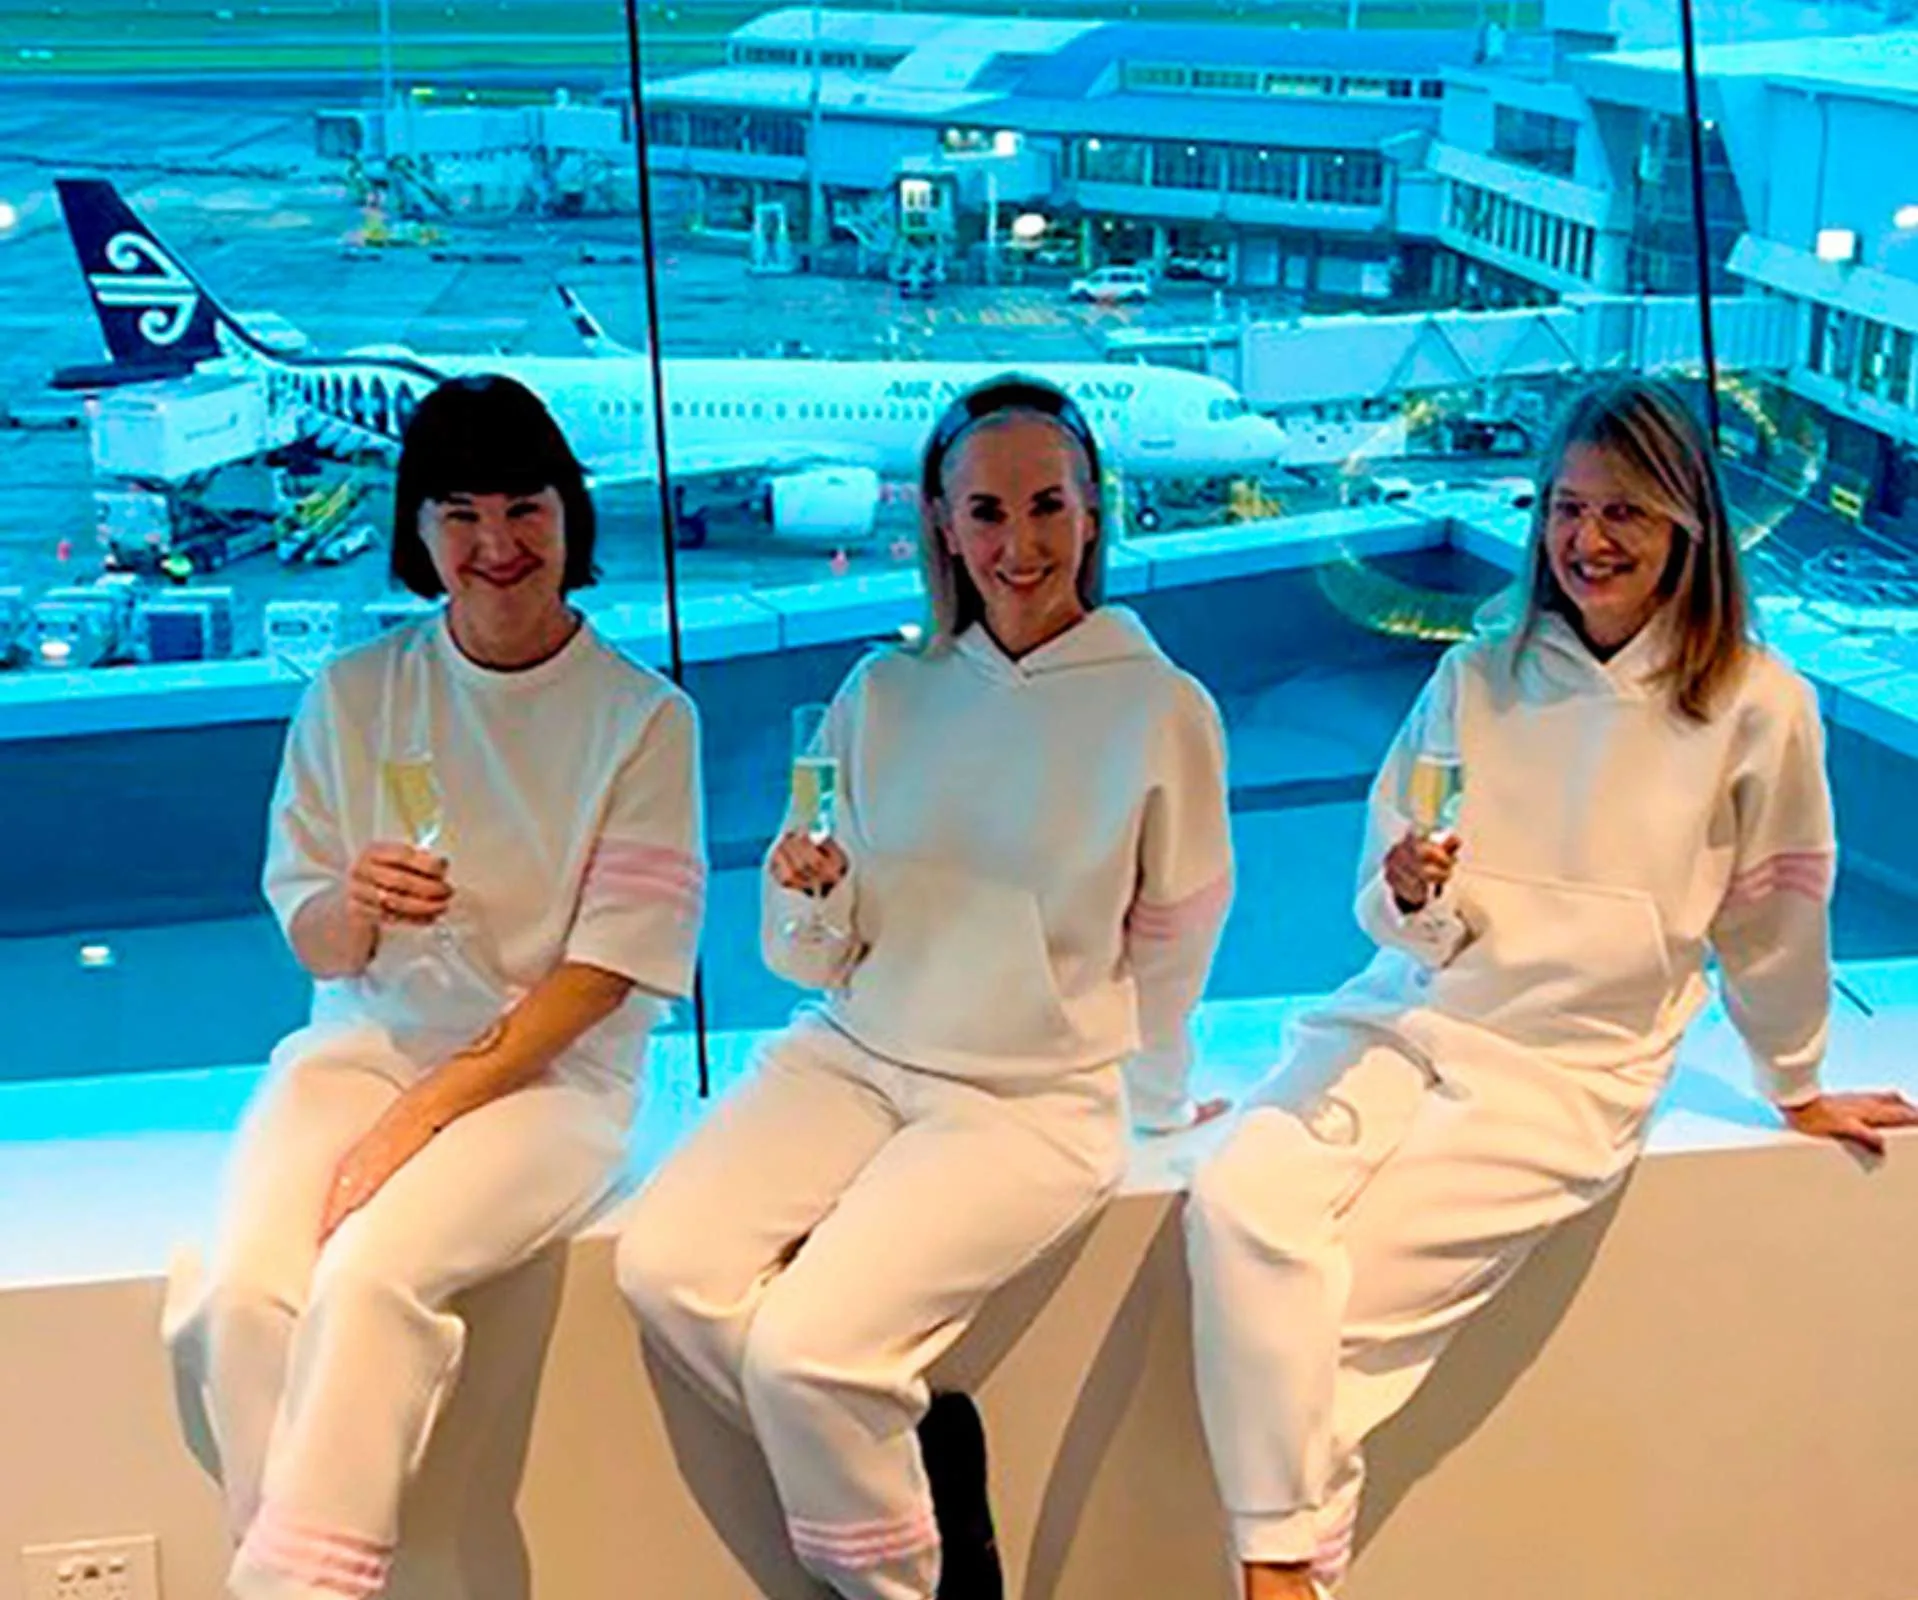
left=89, top=231, right=199, bottom=347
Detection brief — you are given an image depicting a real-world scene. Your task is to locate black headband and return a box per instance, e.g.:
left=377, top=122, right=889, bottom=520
left=922, top=376, right=1100, bottom=498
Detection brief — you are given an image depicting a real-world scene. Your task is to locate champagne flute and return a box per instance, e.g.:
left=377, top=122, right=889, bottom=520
left=1404, top=750, right=1463, bottom=842
left=382, top=751, right=453, bottom=945
left=1401, top=741, right=1463, bottom=913
left=782, top=703, right=842, bottom=940
left=383, top=754, right=444, bottom=853
left=790, top=703, right=838, bottom=844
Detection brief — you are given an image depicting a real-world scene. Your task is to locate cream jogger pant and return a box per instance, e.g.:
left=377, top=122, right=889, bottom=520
left=163, top=1023, right=628, bottom=1600
left=1185, top=1039, right=1652, bottom=1586
left=616, top=1014, right=1127, bottom=1600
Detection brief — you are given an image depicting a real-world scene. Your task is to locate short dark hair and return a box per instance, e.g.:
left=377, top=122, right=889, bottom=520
left=389, top=374, right=599, bottom=598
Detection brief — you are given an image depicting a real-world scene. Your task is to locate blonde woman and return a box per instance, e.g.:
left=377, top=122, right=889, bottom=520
left=1185, top=376, right=1917, bottom=1599
left=618, top=374, right=1233, bottom=1600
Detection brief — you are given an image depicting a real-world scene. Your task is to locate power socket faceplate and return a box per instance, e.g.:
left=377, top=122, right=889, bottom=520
left=20, top=1535, right=160, bottom=1600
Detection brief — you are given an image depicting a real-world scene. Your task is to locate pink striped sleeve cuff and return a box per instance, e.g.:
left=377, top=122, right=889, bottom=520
left=1125, top=870, right=1233, bottom=945
left=1723, top=849, right=1836, bottom=912
left=584, top=839, right=706, bottom=927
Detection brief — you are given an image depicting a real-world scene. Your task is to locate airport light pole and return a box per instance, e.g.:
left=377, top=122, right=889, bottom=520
left=984, top=166, right=999, bottom=286
left=976, top=131, right=1020, bottom=287
left=806, top=0, right=826, bottom=260
left=378, top=0, right=395, bottom=113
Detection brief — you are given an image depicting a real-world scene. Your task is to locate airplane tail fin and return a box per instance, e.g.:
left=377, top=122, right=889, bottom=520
left=555, top=283, right=632, bottom=358
left=55, top=179, right=235, bottom=372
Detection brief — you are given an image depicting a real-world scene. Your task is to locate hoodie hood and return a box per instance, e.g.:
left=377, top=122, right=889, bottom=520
left=952, top=605, right=1166, bottom=684
left=1479, top=588, right=1677, bottom=701
left=1530, top=606, right=1676, bottom=697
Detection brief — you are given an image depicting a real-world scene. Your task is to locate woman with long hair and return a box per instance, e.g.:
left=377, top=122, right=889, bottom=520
left=618, top=373, right=1233, bottom=1600
left=1185, top=375, right=1916, bottom=1599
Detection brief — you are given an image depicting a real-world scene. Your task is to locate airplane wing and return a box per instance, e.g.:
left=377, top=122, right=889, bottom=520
left=584, top=439, right=885, bottom=487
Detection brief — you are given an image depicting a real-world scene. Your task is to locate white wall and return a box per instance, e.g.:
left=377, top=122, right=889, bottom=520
left=2, top=1130, right=1914, bottom=1600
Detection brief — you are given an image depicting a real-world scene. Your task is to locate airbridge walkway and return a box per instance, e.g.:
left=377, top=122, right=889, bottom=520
left=1109, top=291, right=1795, bottom=414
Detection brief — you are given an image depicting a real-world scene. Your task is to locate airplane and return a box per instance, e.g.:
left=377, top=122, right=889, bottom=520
left=54, top=178, right=1287, bottom=546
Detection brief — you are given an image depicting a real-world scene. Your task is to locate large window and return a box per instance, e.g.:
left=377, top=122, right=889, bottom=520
left=1077, top=137, right=1151, bottom=187
left=1227, top=146, right=1306, bottom=200
left=1305, top=151, right=1385, bottom=207
left=1449, top=180, right=1595, bottom=283
left=6, top=0, right=1918, bottom=1088
left=1493, top=104, right=1578, bottom=178
left=1149, top=140, right=1225, bottom=193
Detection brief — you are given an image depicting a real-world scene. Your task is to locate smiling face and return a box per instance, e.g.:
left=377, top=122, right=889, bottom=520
left=1544, top=443, right=1685, bottom=650
left=937, top=412, right=1098, bottom=657
left=422, top=485, right=571, bottom=656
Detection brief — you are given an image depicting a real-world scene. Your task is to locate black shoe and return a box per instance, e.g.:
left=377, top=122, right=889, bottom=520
left=917, top=1390, right=1003, bottom=1600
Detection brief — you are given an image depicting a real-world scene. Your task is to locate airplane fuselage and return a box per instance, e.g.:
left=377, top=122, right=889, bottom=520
left=55, top=178, right=1285, bottom=510
left=245, top=343, right=1283, bottom=485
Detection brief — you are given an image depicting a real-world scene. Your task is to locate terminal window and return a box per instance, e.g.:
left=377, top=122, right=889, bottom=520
left=1263, top=73, right=1333, bottom=96
left=1493, top=106, right=1578, bottom=180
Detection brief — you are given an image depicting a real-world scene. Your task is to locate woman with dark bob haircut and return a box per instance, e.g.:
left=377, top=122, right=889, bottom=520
left=388, top=372, right=600, bottom=599
left=164, top=374, right=705, bottom=1600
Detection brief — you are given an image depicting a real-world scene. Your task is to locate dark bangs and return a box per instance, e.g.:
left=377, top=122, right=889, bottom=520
left=390, top=373, right=599, bottom=597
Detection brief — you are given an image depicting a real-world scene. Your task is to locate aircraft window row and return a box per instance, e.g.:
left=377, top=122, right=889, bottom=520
left=273, top=378, right=1123, bottom=441
left=272, top=368, right=418, bottom=438
left=652, top=399, right=946, bottom=424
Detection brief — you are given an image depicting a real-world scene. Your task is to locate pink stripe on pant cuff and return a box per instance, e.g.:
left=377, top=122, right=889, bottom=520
left=789, top=1511, right=939, bottom=1569
left=239, top=1510, right=392, bottom=1598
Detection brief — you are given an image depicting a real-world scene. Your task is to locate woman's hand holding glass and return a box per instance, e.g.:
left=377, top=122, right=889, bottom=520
left=1384, top=830, right=1460, bottom=915
left=347, top=841, right=452, bottom=929
left=1389, top=743, right=1464, bottom=914
left=770, top=831, right=850, bottom=899
left=776, top=702, right=850, bottom=941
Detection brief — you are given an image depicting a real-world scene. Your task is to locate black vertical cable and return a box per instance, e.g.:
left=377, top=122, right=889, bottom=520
left=623, top=0, right=711, bottom=1098
left=1678, top=0, right=1723, bottom=445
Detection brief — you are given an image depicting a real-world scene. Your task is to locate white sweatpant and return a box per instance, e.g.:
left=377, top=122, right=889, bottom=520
left=1186, top=1038, right=1654, bottom=1586
left=163, top=1023, right=628, bottom=1600
left=616, top=1014, right=1127, bottom=1600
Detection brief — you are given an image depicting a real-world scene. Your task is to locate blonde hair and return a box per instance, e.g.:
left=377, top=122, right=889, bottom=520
left=1515, top=375, right=1750, bottom=721
left=917, top=374, right=1107, bottom=648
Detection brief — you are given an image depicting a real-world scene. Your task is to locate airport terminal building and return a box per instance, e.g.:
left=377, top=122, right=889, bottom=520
left=640, top=9, right=1479, bottom=305
left=637, top=4, right=1918, bottom=528
left=1412, top=17, right=1918, bottom=529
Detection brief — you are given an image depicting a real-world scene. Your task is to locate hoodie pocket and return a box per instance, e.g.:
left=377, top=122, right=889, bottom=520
left=843, top=854, right=1076, bottom=1059
left=1431, top=867, right=1673, bottom=1051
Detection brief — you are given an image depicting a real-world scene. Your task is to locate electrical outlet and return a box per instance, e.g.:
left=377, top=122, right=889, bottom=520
left=20, top=1535, right=159, bottom=1600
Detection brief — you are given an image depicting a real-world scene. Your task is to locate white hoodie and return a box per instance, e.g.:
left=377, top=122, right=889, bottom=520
left=1327, top=610, right=1834, bottom=1107
left=264, top=615, right=706, bottom=1092
left=762, top=606, right=1234, bottom=1128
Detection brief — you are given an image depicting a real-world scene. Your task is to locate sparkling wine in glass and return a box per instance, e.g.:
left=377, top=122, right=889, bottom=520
left=790, top=703, right=838, bottom=844
left=383, top=753, right=453, bottom=946
left=783, top=703, right=842, bottom=942
left=383, top=756, right=445, bottom=853
left=1405, top=753, right=1463, bottom=841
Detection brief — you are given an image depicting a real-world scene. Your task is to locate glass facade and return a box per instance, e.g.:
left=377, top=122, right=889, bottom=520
left=3, top=0, right=1917, bottom=1089
left=1492, top=104, right=1578, bottom=178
